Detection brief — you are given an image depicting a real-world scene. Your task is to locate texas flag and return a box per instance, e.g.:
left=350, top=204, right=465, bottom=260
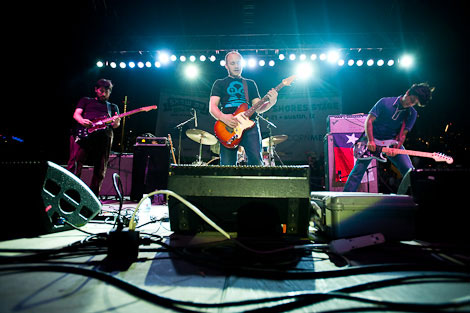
left=332, top=133, right=363, bottom=182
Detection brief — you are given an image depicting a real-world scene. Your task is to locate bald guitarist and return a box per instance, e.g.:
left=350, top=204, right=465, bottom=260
left=209, top=51, right=278, bottom=165
left=343, top=83, right=435, bottom=192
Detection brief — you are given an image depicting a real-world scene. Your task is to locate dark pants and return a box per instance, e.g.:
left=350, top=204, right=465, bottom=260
left=66, top=130, right=113, bottom=196
left=220, top=123, right=263, bottom=166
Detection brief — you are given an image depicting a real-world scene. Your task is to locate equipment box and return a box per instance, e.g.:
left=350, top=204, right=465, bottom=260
left=311, top=191, right=417, bottom=240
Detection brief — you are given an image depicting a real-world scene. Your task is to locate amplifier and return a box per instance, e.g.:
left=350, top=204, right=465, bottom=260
left=135, top=136, right=168, bottom=146
left=327, top=114, right=367, bottom=134
left=167, top=165, right=311, bottom=238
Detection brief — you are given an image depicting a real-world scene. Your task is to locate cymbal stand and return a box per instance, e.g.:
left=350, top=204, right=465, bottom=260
left=174, top=115, right=195, bottom=164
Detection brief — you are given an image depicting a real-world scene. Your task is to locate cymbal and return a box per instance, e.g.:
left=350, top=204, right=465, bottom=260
left=210, top=142, right=220, bottom=154
left=262, top=135, right=288, bottom=147
left=186, top=129, right=218, bottom=145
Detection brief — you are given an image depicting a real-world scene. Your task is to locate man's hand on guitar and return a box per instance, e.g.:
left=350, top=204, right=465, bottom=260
left=221, top=114, right=239, bottom=129
left=80, top=118, right=93, bottom=128
left=367, top=140, right=376, bottom=152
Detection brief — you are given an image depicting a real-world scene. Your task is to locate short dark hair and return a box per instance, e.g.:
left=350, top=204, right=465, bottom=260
left=408, top=83, right=434, bottom=107
left=95, top=78, right=113, bottom=90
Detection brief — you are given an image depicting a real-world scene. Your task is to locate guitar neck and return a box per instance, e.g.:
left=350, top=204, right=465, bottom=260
left=382, top=147, right=435, bottom=159
left=101, top=106, right=154, bottom=123
left=243, top=81, right=286, bottom=118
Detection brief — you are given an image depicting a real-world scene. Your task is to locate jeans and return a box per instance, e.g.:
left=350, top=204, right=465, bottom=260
left=220, top=123, right=263, bottom=166
left=66, top=130, right=113, bottom=196
left=343, top=145, right=414, bottom=192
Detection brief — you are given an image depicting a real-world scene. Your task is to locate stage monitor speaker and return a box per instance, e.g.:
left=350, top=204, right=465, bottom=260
left=80, top=153, right=133, bottom=196
left=398, top=168, right=467, bottom=241
left=0, top=161, right=101, bottom=241
left=167, top=165, right=311, bottom=238
left=131, top=145, right=170, bottom=201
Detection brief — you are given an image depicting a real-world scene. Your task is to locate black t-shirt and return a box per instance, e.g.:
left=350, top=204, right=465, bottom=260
left=210, top=77, right=260, bottom=114
left=77, top=97, right=119, bottom=121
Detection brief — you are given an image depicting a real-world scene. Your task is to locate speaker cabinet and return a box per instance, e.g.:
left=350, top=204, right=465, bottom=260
left=398, top=168, right=467, bottom=241
left=0, top=161, right=101, bottom=240
left=81, top=153, right=133, bottom=196
left=131, top=145, right=170, bottom=201
left=167, top=165, right=311, bottom=238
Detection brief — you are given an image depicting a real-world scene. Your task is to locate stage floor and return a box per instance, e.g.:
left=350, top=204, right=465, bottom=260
left=1, top=199, right=469, bottom=313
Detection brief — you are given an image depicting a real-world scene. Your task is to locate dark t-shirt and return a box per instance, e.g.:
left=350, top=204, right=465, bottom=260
left=210, top=77, right=260, bottom=114
left=77, top=97, right=119, bottom=121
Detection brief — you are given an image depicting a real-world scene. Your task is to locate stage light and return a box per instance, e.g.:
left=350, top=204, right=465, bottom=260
left=200, top=55, right=206, bottom=61
left=259, top=60, right=265, bottom=67
left=327, top=50, right=340, bottom=63
left=367, top=59, right=374, bottom=66
left=209, top=55, right=216, bottom=62
left=170, top=55, right=177, bottom=62
left=356, top=60, right=364, bottom=66
left=296, top=62, right=313, bottom=79
left=145, top=61, right=152, bottom=68
left=319, top=53, right=327, bottom=61
left=279, top=54, right=285, bottom=60
left=348, top=59, right=354, bottom=66
left=189, top=55, right=196, bottom=62
left=128, top=61, right=136, bottom=68
left=158, top=52, right=170, bottom=64
left=387, top=59, right=395, bottom=66
left=180, top=55, right=186, bottom=62
left=220, top=60, right=226, bottom=66
left=247, top=58, right=257, bottom=68
left=289, top=53, right=296, bottom=60
left=184, top=64, right=199, bottom=79
left=119, top=62, right=126, bottom=69
left=137, top=61, right=144, bottom=68
left=110, top=62, right=117, bottom=68
left=300, top=54, right=307, bottom=61
left=399, top=54, right=414, bottom=68
left=269, top=60, right=275, bottom=66
left=338, top=59, right=345, bottom=66
left=154, top=61, right=161, bottom=68
left=310, top=53, right=317, bottom=60
left=377, top=59, right=384, bottom=66
left=96, top=61, right=104, bottom=67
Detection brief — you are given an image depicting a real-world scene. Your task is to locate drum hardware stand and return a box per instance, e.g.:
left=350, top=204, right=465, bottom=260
left=174, top=111, right=196, bottom=164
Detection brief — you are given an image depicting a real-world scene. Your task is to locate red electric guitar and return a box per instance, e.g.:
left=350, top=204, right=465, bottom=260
left=214, top=75, right=296, bottom=149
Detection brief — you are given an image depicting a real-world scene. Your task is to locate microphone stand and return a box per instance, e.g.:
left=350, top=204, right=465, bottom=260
left=174, top=114, right=196, bottom=164
left=257, top=114, right=278, bottom=166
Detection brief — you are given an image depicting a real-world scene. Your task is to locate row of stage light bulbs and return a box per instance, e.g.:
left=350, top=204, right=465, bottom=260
left=97, top=51, right=413, bottom=69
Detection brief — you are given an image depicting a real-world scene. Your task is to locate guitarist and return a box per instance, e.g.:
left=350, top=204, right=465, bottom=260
left=66, top=79, right=121, bottom=196
left=343, top=83, right=434, bottom=192
left=209, top=51, right=278, bottom=165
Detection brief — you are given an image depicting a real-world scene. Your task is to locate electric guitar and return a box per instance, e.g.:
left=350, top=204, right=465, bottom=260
left=75, top=105, right=157, bottom=141
left=214, top=75, right=296, bottom=149
left=353, top=136, right=453, bottom=164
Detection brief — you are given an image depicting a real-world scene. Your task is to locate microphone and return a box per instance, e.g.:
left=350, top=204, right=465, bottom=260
left=193, top=108, right=198, bottom=127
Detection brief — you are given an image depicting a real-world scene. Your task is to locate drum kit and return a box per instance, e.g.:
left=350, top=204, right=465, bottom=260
left=183, top=128, right=287, bottom=166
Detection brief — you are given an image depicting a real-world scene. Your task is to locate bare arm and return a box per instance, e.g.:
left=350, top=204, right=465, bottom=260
left=365, top=114, right=376, bottom=152
left=255, top=88, right=278, bottom=113
left=209, top=96, right=238, bottom=128
left=73, top=108, right=93, bottom=127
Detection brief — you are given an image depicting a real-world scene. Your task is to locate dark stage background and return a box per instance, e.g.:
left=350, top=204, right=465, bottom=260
left=2, top=1, right=468, bottom=169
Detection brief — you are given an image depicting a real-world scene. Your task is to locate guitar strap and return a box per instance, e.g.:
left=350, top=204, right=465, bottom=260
left=242, top=79, right=250, bottom=104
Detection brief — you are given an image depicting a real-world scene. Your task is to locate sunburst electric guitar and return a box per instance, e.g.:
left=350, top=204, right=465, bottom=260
left=214, top=75, right=296, bottom=149
left=353, top=136, right=453, bottom=164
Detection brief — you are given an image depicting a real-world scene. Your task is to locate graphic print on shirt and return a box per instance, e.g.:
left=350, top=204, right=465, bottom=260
left=226, top=81, right=246, bottom=108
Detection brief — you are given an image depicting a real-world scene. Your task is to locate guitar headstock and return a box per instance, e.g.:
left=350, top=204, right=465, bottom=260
left=432, top=152, right=453, bottom=164
left=282, top=75, right=296, bottom=87
left=142, top=105, right=157, bottom=112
